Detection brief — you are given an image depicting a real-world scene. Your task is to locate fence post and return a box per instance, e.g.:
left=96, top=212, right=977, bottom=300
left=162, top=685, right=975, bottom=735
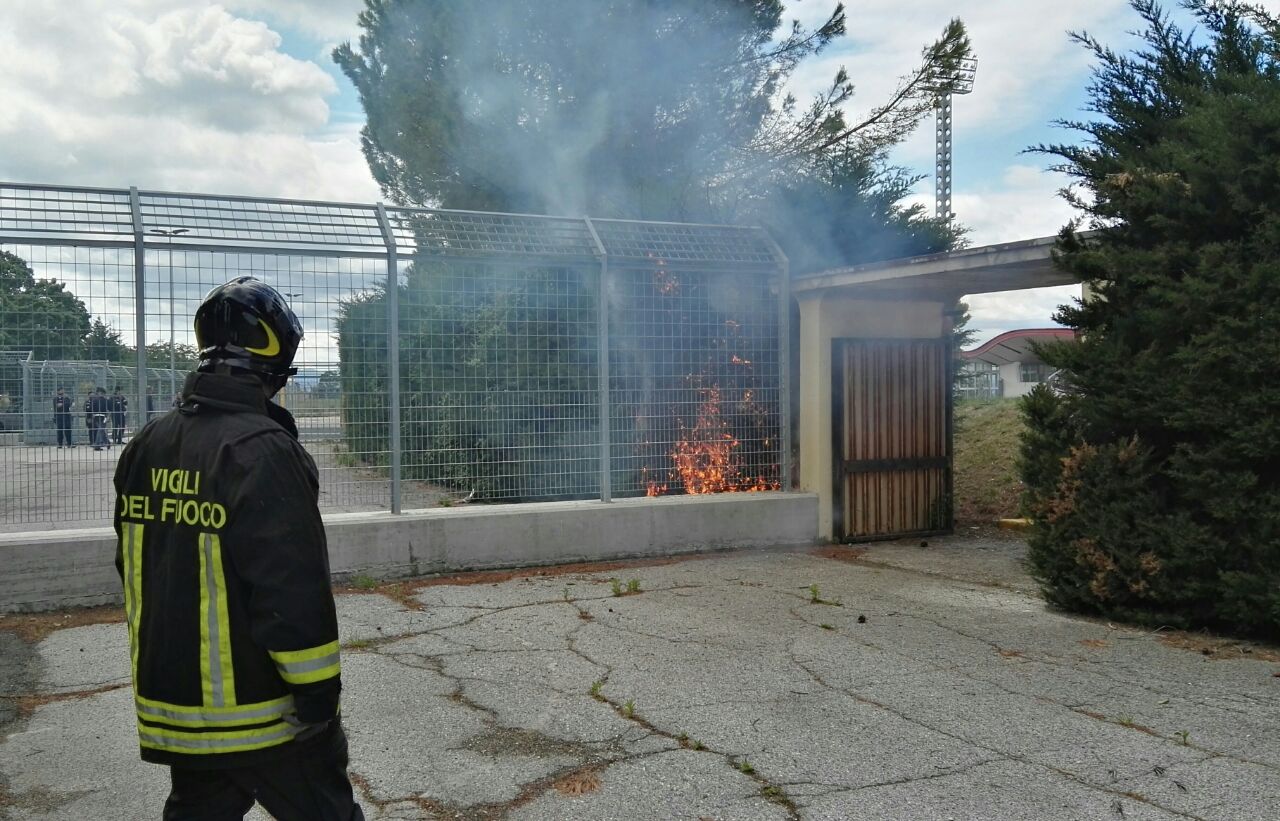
left=375, top=204, right=402, bottom=514
left=129, top=187, right=148, bottom=432
left=761, top=230, right=793, bottom=492
left=584, top=218, right=611, bottom=503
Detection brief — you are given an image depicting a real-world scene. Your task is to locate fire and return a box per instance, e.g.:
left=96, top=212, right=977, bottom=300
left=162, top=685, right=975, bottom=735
left=644, top=386, right=779, bottom=496
left=649, top=255, right=680, bottom=295
left=641, top=466, right=667, bottom=498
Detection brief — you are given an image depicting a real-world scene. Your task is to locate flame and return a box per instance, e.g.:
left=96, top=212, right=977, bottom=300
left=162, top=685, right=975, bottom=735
left=644, top=386, right=779, bottom=496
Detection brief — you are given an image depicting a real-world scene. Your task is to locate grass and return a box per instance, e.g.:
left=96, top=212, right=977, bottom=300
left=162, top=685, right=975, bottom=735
left=953, top=399, right=1026, bottom=523
left=807, top=584, right=842, bottom=607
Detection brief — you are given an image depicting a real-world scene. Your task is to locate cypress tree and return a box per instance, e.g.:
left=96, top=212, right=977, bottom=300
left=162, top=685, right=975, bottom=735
left=1022, top=0, right=1280, bottom=638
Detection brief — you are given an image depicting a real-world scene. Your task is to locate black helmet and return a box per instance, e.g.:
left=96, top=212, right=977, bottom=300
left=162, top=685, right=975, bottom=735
left=194, top=277, right=302, bottom=382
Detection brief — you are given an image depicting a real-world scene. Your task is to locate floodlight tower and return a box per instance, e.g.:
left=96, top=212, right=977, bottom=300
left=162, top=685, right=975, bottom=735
left=928, top=57, right=977, bottom=222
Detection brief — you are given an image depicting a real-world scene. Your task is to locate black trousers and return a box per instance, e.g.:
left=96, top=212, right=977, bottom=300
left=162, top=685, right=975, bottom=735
left=55, top=416, right=72, bottom=446
left=112, top=412, right=125, bottom=442
left=163, top=723, right=365, bottom=821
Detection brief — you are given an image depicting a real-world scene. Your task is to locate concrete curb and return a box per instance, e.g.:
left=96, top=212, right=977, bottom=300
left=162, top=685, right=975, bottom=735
left=0, top=493, right=819, bottom=612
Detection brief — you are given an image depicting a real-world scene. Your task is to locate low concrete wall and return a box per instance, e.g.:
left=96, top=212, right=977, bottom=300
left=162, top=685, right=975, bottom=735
left=0, top=493, right=818, bottom=612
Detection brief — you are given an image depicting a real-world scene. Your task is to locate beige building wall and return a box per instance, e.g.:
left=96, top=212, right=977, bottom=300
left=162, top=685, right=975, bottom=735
left=999, top=361, right=1039, bottom=398
left=797, top=294, right=949, bottom=541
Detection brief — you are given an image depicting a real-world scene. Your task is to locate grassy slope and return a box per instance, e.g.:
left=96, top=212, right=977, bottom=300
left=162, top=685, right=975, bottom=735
left=953, top=399, right=1025, bottom=523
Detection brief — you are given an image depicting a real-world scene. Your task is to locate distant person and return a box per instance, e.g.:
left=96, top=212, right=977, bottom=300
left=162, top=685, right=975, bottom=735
left=110, top=386, right=128, bottom=443
left=53, top=387, right=74, bottom=448
left=86, top=386, right=110, bottom=450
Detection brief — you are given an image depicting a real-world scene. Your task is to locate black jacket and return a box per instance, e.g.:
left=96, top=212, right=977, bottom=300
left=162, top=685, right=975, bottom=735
left=114, top=371, right=342, bottom=769
left=53, top=395, right=73, bottom=416
left=86, top=395, right=107, bottom=422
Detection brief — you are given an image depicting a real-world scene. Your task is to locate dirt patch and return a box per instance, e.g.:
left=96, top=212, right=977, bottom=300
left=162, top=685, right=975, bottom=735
left=337, top=554, right=707, bottom=608
left=1157, top=633, right=1280, bottom=663
left=3, top=682, right=130, bottom=723
left=811, top=545, right=868, bottom=562
left=0, top=605, right=125, bottom=645
left=551, top=766, right=604, bottom=796
left=1078, top=639, right=1109, bottom=649
left=459, top=727, right=593, bottom=760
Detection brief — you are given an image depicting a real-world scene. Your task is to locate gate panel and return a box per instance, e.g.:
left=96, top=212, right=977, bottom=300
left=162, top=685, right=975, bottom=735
left=833, top=339, right=952, bottom=541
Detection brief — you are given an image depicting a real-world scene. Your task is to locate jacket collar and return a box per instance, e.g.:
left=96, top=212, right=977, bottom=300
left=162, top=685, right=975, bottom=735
left=183, top=371, right=268, bottom=414
left=180, top=371, right=300, bottom=440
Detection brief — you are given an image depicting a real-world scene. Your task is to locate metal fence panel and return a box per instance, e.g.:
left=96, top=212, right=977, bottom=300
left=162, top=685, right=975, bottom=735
left=0, top=182, right=788, bottom=532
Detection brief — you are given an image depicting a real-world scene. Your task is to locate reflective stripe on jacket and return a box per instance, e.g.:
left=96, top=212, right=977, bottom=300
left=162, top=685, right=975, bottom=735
left=114, top=370, right=341, bottom=769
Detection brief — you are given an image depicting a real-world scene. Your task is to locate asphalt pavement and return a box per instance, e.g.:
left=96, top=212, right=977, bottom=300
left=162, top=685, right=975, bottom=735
left=2, top=536, right=1278, bottom=820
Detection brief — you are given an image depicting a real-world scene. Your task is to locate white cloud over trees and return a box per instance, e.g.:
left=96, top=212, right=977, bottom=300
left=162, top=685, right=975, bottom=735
left=0, top=0, right=377, bottom=199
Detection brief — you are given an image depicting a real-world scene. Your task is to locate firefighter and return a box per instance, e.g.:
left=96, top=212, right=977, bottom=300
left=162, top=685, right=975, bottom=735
left=110, top=385, right=128, bottom=443
left=53, top=387, right=74, bottom=448
left=87, top=386, right=110, bottom=450
left=113, top=277, right=363, bottom=820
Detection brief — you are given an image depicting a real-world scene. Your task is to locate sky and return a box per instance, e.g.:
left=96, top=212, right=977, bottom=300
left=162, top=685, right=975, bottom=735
left=2, top=0, right=1274, bottom=344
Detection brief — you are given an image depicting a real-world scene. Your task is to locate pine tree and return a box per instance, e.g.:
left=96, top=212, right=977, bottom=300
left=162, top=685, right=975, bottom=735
left=1021, top=1, right=1280, bottom=638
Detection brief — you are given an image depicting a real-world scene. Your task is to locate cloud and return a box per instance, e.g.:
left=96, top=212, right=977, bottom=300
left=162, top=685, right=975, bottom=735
left=0, top=0, right=378, bottom=201
left=963, top=285, right=1080, bottom=346
left=222, top=0, right=365, bottom=43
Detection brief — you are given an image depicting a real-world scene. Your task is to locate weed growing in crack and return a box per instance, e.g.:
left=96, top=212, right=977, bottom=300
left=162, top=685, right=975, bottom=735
left=736, top=760, right=755, bottom=775
left=352, top=574, right=378, bottom=591
left=622, top=700, right=635, bottom=718
left=610, top=578, right=623, bottom=597
left=691, top=740, right=705, bottom=751
left=1174, top=730, right=1190, bottom=745
left=1117, top=714, right=1136, bottom=728
left=589, top=679, right=605, bottom=701
left=677, top=732, right=689, bottom=744
left=626, top=578, right=641, bottom=594
left=762, top=785, right=783, bottom=799
left=344, top=638, right=371, bottom=650
left=807, top=583, right=842, bottom=607
left=819, top=623, right=834, bottom=630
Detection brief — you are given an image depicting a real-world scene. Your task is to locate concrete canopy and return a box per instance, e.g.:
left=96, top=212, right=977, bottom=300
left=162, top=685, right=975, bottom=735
left=793, top=235, right=1076, bottom=300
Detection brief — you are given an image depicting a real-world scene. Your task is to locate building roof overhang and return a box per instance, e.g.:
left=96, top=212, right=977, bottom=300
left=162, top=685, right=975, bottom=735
left=792, top=235, right=1078, bottom=300
left=962, top=328, right=1076, bottom=366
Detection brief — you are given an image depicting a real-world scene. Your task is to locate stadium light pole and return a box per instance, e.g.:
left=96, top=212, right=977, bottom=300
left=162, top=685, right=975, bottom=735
left=925, top=57, right=977, bottom=222
left=147, top=228, right=189, bottom=403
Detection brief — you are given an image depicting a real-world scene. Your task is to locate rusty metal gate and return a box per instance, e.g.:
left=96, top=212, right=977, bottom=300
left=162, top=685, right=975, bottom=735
left=832, top=338, right=953, bottom=542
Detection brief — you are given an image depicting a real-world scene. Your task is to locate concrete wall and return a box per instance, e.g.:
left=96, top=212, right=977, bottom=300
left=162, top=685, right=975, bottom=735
left=0, top=492, right=818, bottom=612
left=797, top=294, right=948, bottom=540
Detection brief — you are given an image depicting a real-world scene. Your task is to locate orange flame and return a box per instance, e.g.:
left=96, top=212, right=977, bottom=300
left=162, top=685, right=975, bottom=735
left=645, top=386, right=779, bottom=496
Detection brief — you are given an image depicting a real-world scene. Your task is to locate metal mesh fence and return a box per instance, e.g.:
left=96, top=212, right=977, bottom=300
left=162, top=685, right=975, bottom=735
left=0, top=182, right=789, bottom=531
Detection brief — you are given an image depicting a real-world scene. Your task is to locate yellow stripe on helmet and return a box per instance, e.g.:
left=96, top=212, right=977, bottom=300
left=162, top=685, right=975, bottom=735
left=244, top=318, right=281, bottom=357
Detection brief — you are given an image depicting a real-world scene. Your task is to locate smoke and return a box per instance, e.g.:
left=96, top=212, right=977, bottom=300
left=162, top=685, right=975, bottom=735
left=335, top=0, right=962, bottom=270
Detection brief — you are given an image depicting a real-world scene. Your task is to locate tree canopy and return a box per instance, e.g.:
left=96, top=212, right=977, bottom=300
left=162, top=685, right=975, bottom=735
left=335, top=0, right=970, bottom=269
left=0, top=251, right=93, bottom=360
left=1021, top=0, right=1280, bottom=638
